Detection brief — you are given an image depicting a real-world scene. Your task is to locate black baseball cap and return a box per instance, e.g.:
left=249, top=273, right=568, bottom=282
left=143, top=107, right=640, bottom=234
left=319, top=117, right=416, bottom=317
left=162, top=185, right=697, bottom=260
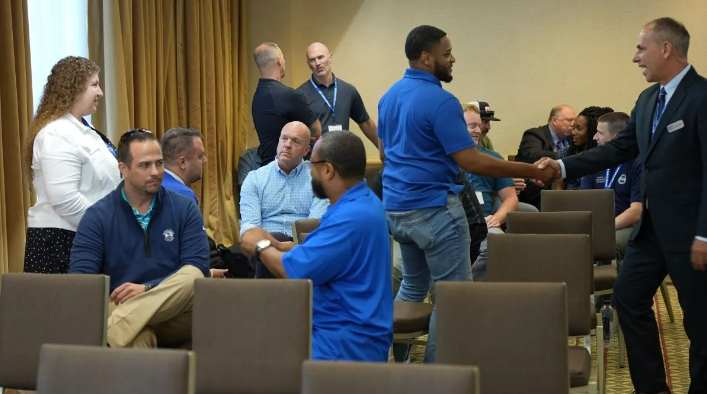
left=468, top=101, right=501, bottom=121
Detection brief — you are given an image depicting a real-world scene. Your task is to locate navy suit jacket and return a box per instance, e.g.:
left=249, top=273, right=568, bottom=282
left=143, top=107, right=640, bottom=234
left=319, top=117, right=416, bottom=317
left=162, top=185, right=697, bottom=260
left=563, top=66, right=707, bottom=252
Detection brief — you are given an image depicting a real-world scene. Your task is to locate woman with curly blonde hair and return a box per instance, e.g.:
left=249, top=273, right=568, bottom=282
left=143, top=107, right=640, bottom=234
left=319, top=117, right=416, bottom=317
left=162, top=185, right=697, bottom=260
left=24, top=56, right=120, bottom=274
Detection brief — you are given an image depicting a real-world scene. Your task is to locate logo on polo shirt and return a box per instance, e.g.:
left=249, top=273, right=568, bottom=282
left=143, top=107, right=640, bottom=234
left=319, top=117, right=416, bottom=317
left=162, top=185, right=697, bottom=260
left=163, top=229, right=175, bottom=242
left=618, top=174, right=627, bottom=185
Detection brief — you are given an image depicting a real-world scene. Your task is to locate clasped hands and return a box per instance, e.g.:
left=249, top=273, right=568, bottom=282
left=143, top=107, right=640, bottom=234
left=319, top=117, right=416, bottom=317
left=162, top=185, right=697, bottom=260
left=531, top=158, right=562, bottom=186
left=240, top=227, right=295, bottom=257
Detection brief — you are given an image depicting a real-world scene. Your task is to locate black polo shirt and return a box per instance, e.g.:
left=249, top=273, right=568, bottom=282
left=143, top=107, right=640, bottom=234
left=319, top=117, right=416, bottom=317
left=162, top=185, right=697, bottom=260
left=252, top=78, right=317, bottom=165
left=296, top=74, right=369, bottom=132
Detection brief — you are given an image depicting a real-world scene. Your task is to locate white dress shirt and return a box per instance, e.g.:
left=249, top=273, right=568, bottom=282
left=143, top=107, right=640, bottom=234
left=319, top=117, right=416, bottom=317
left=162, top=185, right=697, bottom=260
left=27, top=113, right=121, bottom=231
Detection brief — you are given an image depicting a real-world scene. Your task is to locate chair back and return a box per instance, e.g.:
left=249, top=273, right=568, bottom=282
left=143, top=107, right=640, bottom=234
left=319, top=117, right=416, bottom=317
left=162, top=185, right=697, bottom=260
left=301, top=361, right=479, bottom=394
left=192, top=279, right=312, bottom=394
left=36, top=344, right=195, bottom=394
left=0, top=273, right=109, bottom=390
left=541, top=189, right=616, bottom=260
left=487, top=233, right=592, bottom=336
left=292, top=218, right=320, bottom=244
left=436, top=282, right=569, bottom=394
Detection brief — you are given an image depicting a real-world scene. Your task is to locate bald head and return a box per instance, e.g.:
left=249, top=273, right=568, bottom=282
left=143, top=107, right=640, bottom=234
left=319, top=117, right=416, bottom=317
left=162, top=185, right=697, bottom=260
left=276, top=121, right=311, bottom=171
left=254, top=42, right=285, bottom=79
left=306, top=42, right=334, bottom=82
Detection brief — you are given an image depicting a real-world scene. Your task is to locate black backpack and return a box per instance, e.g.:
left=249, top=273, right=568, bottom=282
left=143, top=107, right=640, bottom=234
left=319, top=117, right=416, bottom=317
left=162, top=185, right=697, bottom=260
left=208, top=238, right=254, bottom=278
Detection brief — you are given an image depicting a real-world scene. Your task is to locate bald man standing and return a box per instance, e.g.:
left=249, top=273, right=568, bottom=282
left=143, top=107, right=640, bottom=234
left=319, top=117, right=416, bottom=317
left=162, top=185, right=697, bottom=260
left=252, top=42, right=322, bottom=166
left=296, top=42, right=378, bottom=146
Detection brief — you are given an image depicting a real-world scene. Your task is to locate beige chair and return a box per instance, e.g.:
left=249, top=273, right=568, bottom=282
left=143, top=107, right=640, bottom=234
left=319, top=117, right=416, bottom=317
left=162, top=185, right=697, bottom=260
left=486, top=233, right=601, bottom=394
left=292, top=218, right=321, bottom=244
left=301, top=361, right=479, bottom=394
left=436, top=281, right=571, bottom=394
left=0, top=273, right=109, bottom=392
left=541, top=190, right=675, bottom=367
left=192, top=279, right=312, bottom=394
left=36, top=344, right=195, bottom=394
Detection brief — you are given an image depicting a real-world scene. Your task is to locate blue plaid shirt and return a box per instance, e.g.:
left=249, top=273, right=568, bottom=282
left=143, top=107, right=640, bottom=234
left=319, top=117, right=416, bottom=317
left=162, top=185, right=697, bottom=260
left=121, top=187, right=156, bottom=231
left=239, top=160, right=329, bottom=237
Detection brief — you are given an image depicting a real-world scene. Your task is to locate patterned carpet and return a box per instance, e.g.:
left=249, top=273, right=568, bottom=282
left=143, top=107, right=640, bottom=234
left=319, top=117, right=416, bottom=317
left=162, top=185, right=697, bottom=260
left=406, top=284, right=689, bottom=393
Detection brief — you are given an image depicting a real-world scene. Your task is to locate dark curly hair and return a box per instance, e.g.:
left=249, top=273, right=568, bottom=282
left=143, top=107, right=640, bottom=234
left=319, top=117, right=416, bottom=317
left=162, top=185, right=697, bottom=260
left=567, top=106, right=614, bottom=155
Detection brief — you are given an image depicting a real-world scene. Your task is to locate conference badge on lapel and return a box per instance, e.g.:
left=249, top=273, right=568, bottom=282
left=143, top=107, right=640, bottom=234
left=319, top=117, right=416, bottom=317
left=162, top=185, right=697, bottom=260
left=667, top=120, right=685, bottom=133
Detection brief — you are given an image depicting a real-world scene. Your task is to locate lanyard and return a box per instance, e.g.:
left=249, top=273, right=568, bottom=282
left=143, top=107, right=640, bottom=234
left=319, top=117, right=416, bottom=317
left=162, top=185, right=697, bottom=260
left=310, top=77, right=337, bottom=122
left=604, top=164, right=622, bottom=189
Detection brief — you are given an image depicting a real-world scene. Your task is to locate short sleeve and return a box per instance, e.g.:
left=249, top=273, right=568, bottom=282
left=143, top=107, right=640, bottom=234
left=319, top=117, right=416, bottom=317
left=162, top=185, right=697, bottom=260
left=349, top=87, right=370, bottom=124
left=629, top=159, right=643, bottom=203
left=286, top=90, right=318, bottom=126
left=432, top=97, right=475, bottom=155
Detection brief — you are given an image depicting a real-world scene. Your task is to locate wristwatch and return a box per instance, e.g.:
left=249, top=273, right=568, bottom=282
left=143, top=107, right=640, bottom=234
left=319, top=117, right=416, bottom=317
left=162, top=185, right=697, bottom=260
left=255, top=239, right=272, bottom=259
left=144, top=283, right=156, bottom=292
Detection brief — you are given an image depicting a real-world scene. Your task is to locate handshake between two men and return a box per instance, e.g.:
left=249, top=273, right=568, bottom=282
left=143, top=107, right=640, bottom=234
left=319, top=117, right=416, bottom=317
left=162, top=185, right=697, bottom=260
left=531, top=157, right=563, bottom=187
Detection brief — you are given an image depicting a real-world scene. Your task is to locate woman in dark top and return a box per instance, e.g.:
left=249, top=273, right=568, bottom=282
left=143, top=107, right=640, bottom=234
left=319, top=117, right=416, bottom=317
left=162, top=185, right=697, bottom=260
left=557, top=106, right=614, bottom=190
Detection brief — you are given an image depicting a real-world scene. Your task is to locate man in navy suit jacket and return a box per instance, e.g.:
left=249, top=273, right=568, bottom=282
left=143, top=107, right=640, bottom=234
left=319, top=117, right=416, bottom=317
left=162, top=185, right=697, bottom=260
left=539, top=18, right=707, bottom=394
left=160, top=127, right=206, bottom=205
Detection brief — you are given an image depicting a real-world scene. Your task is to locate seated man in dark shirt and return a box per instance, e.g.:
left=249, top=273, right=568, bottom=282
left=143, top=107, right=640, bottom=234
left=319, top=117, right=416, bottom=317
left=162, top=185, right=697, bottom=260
left=252, top=42, right=322, bottom=166
left=579, top=112, right=643, bottom=264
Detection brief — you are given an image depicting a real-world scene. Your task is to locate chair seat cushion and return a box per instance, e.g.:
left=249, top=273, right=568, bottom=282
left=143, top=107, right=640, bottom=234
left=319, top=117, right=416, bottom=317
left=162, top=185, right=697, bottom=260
left=393, top=301, right=433, bottom=334
left=568, top=346, right=591, bottom=387
left=594, top=265, right=617, bottom=291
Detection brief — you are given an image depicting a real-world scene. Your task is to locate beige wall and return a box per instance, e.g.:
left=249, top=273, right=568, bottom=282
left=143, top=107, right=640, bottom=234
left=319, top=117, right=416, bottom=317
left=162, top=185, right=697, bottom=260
left=247, top=0, right=707, bottom=159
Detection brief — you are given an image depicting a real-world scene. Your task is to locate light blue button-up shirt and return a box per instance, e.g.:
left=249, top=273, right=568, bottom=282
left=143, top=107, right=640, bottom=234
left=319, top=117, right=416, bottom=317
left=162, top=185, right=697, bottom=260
left=239, top=159, right=329, bottom=237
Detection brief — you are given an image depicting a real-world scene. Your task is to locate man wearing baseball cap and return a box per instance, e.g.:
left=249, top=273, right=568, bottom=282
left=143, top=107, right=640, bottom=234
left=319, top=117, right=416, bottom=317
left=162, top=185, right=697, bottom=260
left=466, top=101, right=500, bottom=150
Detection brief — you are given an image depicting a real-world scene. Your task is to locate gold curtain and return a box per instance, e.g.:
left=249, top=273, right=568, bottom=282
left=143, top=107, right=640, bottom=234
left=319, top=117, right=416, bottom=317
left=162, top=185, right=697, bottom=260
left=88, top=0, right=248, bottom=245
left=0, top=0, right=33, bottom=284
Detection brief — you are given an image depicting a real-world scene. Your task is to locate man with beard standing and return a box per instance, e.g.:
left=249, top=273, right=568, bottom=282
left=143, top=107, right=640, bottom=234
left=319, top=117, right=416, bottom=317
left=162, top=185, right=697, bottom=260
left=240, top=131, right=393, bottom=361
left=376, top=25, right=554, bottom=363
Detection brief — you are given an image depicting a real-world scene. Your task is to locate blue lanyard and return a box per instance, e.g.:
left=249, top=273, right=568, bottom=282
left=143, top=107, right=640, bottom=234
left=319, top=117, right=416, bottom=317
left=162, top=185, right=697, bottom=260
left=604, top=164, right=622, bottom=189
left=310, top=77, right=337, bottom=121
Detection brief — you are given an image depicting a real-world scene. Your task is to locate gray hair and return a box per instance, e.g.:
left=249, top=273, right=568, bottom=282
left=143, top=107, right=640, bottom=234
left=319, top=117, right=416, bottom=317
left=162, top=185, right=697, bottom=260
left=645, top=17, right=690, bottom=59
left=161, top=127, right=203, bottom=166
left=253, top=42, right=281, bottom=70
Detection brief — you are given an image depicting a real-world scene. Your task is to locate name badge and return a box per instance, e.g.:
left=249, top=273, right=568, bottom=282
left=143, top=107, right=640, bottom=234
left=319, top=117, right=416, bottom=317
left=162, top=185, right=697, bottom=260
left=328, top=124, right=343, bottom=132
left=667, top=120, right=685, bottom=133
left=475, top=191, right=484, bottom=204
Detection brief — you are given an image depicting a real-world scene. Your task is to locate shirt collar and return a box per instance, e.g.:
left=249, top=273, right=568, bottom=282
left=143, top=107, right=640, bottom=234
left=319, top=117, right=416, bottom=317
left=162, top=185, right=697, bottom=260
left=661, top=64, right=691, bottom=103
left=403, top=68, right=442, bottom=88
left=63, top=113, right=92, bottom=132
left=311, top=73, right=336, bottom=88
left=164, top=168, right=186, bottom=185
left=121, top=186, right=157, bottom=215
left=547, top=123, right=562, bottom=145
left=335, top=181, right=369, bottom=205
left=274, top=158, right=306, bottom=176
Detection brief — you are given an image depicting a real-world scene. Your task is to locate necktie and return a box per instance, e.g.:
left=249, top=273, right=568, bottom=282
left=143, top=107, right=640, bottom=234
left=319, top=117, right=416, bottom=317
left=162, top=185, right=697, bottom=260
left=555, top=140, right=563, bottom=153
left=651, top=87, right=667, bottom=140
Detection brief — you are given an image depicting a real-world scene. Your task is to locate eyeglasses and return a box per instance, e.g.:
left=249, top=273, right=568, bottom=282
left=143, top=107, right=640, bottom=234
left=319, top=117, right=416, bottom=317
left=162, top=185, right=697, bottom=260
left=311, top=159, right=338, bottom=171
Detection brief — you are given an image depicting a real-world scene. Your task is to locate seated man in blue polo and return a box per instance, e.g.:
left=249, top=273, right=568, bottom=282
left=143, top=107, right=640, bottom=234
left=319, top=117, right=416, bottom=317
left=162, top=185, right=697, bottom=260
left=464, top=104, right=519, bottom=232
left=239, top=121, right=329, bottom=278
left=240, top=131, right=393, bottom=361
left=580, top=111, right=643, bottom=264
left=160, top=127, right=206, bottom=204
left=70, top=129, right=210, bottom=348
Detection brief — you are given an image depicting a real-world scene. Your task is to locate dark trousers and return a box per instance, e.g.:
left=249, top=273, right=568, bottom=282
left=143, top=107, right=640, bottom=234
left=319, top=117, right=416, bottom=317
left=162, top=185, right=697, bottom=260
left=613, top=210, right=707, bottom=394
left=252, top=232, right=292, bottom=279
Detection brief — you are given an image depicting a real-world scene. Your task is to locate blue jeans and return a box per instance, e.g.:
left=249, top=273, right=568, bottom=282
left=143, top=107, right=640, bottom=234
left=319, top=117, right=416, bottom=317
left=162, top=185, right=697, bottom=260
left=386, top=195, right=472, bottom=363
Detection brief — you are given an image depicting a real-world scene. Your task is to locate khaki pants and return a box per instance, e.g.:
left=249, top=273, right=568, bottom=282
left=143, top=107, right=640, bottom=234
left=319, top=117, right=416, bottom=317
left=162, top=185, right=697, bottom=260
left=107, top=265, right=203, bottom=348
left=615, top=225, right=635, bottom=269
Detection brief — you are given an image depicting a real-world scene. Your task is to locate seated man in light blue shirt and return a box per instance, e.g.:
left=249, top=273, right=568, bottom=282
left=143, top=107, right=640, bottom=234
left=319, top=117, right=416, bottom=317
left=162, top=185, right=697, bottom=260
left=240, top=121, right=329, bottom=277
left=241, top=130, right=393, bottom=361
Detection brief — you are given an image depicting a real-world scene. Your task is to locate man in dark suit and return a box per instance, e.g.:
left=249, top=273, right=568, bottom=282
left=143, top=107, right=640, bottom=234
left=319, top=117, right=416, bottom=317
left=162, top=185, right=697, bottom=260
left=539, top=18, right=707, bottom=394
left=515, top=104, right=575, bottom=208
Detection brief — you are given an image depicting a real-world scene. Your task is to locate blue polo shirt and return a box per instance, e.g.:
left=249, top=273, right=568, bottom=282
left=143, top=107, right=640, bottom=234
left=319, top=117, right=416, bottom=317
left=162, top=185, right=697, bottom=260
left=580, top=157, right=643, bottom=216
left=467, top=147, right=514, bottom=216
left=162, top=170, right=198, bottom=205
left=377, top=68, right=476, bottom=211
left=282, top=181, right=393, bottom=361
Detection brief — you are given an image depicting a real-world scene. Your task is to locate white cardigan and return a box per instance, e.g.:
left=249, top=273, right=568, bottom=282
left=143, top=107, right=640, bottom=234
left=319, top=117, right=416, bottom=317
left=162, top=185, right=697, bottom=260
left=27, top=114, right=121, bottom=231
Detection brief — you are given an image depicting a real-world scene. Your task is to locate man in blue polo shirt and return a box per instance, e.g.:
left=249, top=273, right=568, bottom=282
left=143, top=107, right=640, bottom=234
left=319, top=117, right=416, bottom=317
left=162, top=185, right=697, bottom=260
left=240, top=130, right=393, bottom=361
left=580, top=112, right=643, bottom=263
left=377, top=25, right=553, bottom=363
left=161, top=127, right=206, bottom=204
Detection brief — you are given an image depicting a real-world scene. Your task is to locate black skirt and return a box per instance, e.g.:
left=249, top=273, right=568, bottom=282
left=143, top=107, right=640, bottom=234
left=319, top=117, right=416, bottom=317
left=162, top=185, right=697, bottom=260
left=23, top=227, right=76, bottom=274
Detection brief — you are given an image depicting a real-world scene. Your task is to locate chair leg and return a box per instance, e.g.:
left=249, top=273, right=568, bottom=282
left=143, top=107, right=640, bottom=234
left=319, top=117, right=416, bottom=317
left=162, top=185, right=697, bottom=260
left=596, top=314, right=605, bottom=394
left=660, top=281, right=675, bottom=323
